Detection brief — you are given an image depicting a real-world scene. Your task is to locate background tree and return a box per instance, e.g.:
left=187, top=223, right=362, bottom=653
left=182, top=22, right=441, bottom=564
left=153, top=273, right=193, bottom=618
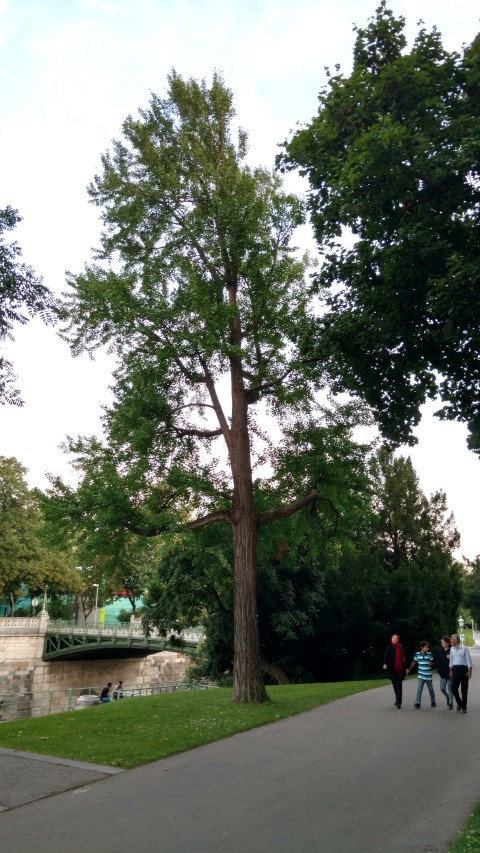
left=0, top=207, right=55, bottom=405
left=0, top=456, right=81, bottom=613
left=58, top=72, right=336, bottom=702
left=462, top=557, right=480, bottom=625
left=40, top=443, right=159, bottom=612
left=366, top=451, right=462, bottom=650
left=282, top=3, right=480, bottom=451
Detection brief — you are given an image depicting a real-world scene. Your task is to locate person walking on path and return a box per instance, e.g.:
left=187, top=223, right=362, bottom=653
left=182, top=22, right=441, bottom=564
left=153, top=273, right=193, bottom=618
left=435, top=635, right=454, bottom=709
left=383, top=633, right=407, bottom=708
left=449, top=633, right=473, bottom=713
left=406, top=640, right=436, bottom=708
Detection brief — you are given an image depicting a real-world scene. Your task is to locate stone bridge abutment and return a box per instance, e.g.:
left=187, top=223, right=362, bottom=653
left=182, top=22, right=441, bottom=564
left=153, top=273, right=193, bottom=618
left=0, top=617, right=192, bottom=719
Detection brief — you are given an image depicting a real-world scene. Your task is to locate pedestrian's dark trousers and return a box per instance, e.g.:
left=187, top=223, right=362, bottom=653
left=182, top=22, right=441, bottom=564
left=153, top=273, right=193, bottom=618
left=391, top=673, right=404, bottom=706
left=451, top=665, right=469, bottom=710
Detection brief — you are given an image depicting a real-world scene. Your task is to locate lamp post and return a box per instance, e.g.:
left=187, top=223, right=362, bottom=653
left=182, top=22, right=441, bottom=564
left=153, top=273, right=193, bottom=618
left=458, top=615, right=465, bottom=645
left=40, top=586, right=49, bottom=616
left=92, top=584, right=99, bottom=626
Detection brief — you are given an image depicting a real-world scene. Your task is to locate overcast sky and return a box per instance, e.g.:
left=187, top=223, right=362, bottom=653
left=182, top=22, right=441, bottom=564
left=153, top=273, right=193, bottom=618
left=1, top=0, right=480, bottom=559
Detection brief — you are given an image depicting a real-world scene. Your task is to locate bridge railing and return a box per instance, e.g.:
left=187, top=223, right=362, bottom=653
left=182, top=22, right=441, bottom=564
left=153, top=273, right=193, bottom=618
left=0, top=616, right=49, bottom=634
left=0, top=617, right=205, bottom=645
left=48, top=619, right=147, bottom=637
left=47, top=620, right=205, bottom=645
left=0, top=680, right=215, bottom=722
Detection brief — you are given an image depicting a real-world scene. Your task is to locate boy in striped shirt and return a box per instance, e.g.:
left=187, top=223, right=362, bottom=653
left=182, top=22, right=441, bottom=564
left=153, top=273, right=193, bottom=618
left=406, top=640, right=436, bottom=709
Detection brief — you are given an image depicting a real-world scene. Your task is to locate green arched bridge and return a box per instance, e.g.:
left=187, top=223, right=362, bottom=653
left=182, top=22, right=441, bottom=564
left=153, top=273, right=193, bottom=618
left=43, top=620, right=204, bottom=661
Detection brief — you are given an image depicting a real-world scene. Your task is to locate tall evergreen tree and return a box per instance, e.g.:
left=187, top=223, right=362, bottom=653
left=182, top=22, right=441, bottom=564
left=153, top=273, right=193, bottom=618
left=368, top=451, right=462, bottom=648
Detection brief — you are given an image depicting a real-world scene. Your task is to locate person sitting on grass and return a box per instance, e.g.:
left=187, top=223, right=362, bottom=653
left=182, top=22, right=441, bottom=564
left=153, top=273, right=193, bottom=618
left=406, top=640, right=436, bottom=709
left=100, top=682, right=113, bottom=703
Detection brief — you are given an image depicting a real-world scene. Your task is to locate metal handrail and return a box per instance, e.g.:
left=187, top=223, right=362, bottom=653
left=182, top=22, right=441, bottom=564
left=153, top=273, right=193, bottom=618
left=0, top=680, right=216, bottom=722
left=46, top=620, right=205, bottom=644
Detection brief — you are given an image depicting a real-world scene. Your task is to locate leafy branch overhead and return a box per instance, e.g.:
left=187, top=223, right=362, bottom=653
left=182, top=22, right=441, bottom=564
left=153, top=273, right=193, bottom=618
left=0, top=207, right=56, bottom=405
left=281, top=2, right=480, bottom=451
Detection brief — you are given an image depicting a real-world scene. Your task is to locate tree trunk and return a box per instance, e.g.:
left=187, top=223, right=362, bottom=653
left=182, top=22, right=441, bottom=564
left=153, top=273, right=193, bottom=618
left=229, top=343, right=269, bottom=703
left=232, top=510, right=268, bottom=702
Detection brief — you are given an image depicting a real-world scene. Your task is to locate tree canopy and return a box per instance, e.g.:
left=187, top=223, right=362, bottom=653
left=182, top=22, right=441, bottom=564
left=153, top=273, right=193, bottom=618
left=462, top=557, right=480, bottom=625
left=281, top=2, right=480, bottom=451
left=0, top=456, right=81, bottom=613
left=0, top=207, right=55, bottom=405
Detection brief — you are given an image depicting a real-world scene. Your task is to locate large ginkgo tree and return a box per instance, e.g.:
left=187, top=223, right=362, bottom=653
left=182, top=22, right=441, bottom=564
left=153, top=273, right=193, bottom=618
left=59, top=73, right=336, bottom=702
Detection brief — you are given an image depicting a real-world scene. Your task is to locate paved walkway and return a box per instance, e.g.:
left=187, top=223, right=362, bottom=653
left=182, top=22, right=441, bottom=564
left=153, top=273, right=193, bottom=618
left=2, top=651, right=480, bottom=852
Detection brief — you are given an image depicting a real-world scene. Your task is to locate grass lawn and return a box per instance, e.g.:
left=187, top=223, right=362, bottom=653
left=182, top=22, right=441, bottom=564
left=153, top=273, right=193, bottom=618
left=0, top=680, right=385, bottom=768
left=448, top=803, right=480, bottom=853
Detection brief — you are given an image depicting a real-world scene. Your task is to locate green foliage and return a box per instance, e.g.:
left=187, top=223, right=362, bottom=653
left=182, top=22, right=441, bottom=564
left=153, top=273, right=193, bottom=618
left=282, top=3, right=480, bottom=451
left=40, top=440, right=165, bottom=607
left=367, top=451, right=462, bottom=650
left=0, top=457, right=81, bottom=611
left=142, top=416, right=375, bottom=683
left=0, top=207, right=55, bottom=405
left=462, top=557, right=480, bottom=624
left=46, top=594, right=75, bottom=621
left=116, top=608, right=134, bottom=624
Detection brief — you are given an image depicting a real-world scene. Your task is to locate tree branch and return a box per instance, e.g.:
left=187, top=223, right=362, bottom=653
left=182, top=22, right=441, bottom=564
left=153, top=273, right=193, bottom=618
left=172, top=402, right=217, bottom=413
left=245, top=355, right=326, bottom=403
left=187, top=509, right=232, bottom=529
left=256, top=489, right=339, bottom=529
left=199, top=356, right=233, bottom=455
left=172, top=426, right=223, bottom=439
left=124, top=521, right=166, bottom=537
left=137, top=321, right=207, bottom=384
left=246, top=367, right=293, bottom=403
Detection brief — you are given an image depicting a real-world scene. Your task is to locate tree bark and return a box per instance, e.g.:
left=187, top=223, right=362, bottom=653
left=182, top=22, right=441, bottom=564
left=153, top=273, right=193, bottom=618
left=231, top=509, right=268, bottom=702
left=229, top=306, right=269, bottom=703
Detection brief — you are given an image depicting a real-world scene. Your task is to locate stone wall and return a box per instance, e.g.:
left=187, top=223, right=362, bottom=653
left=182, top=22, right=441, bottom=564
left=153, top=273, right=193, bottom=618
left=0, top=618, right=192, bottom=720
left=32, top=651, right=191, bottom=694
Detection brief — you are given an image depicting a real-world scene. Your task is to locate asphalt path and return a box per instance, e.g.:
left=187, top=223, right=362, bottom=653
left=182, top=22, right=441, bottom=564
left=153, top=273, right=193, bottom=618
left=2, top=651, right=480, bottom=852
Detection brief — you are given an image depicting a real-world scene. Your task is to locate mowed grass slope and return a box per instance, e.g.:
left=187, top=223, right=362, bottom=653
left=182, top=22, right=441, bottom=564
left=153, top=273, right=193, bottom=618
left=0, top=681, right=386, bottom=768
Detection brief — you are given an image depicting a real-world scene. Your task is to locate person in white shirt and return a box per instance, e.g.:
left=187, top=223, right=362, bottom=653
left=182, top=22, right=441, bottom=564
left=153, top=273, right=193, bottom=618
left=449, top=633, right=473, bottom=713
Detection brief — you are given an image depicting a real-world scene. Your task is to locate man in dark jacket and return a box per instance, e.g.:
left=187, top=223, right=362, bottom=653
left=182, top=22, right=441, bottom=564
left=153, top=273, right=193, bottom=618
left=383, top=633, right=407, bottom=708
